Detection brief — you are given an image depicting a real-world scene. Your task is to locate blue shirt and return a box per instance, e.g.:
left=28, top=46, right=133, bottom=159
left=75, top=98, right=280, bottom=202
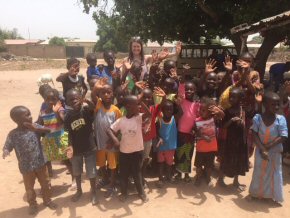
left=86, top=66, right=101, bottom=81
left=3, top=128, right=46, bottom=174
left=158, top=117, right=177, bottom=151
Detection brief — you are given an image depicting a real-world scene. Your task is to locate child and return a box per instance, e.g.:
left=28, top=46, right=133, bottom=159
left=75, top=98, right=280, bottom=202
left=156, top=99, right=182, bottom=187
left=107, top=95, right=151, bottom=203
left=154, top=77, right=177, bottom=105
left=103, top=51, right=121, bottom=88
left=115, top=85, right=129, bottom=116
left=122, top=59, right=143, bottom=94
left=140, top=88, right=160, bottom=186
left=56, top=57, right=87, bottom=98
left=92, top=79, right=122, bottom=198
left=64, top=89, right=98, bottom=205
left=194, top=97, right=218, bottom=186
left=249, top=91, right=287, bottom=204
left=86, top=53, right=99, bottom=82
left=3, top=106, right=57, bottom=215
left=38, top=89, right=72, bottom=180
left=218, top=87, right=249, bottom=190
left=175, top=81, right=199, bottom=182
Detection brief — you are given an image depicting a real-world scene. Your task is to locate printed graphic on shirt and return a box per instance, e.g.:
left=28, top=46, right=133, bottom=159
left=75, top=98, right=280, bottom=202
left=71, top=118, right=86, bottom=131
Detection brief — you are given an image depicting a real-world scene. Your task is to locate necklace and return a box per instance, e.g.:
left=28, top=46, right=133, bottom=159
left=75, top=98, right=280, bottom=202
left=68, top=75, right=79, bottom=83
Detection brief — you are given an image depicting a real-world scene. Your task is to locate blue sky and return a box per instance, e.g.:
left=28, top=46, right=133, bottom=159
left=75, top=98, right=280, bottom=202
left=0, top=0, right=98, bottom=39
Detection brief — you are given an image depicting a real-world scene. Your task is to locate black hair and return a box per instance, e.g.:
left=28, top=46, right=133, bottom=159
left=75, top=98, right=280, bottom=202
left=142, top=88, right=153, bottom=95
left=263, top=91, right=280, bottom=103
left=86, top=53, right=97, bottom=62
left=39, top=84, right=52, bottom=98
left=200, top=97, right=216, bottom=108
left=10, top=106, right=29, bottom=124
left=239, top=52, right=254, bottom=61
left=103, top=50, right=114, bottom=59
left=164, top=77, right=175, bottom=84
left=162, top=99, right=174, bottom=108
left=66, top=57, right=80, bottom=70
left=164, top=60, right=176, bottom=73
left=230, top=86, right=244, bottom=97
left=131, top=59, right=142, bottom=74
left=184, top=81, right=196, bottom=88
left=129, top=37, right=144, bottom=63
left=65, top=88, right=81, bottom=99
left=124, top=95, right=138, bottom=105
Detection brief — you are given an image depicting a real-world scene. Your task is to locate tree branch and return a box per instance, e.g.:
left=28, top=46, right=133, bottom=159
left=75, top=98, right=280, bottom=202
left=196, top=0, right=219, bottom=23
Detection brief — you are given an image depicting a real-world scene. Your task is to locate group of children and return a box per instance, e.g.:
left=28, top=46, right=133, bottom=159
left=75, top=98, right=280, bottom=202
left=3, top=39, right=290, bottom=214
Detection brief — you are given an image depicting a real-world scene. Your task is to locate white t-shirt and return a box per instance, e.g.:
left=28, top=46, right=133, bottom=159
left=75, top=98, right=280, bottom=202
left=111, top=114, right=144, bottom=153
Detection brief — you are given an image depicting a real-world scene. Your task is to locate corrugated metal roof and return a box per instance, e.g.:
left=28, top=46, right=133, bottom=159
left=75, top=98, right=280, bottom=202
left=231, top=10, right=290, bottom=35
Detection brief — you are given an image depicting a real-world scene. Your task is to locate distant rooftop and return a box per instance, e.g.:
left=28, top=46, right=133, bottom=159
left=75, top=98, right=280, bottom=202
left=4, top=39, right=43, bottom=45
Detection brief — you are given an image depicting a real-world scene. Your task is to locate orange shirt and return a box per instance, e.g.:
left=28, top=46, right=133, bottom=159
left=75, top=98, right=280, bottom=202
left=195, top=117, right=217, bottom=152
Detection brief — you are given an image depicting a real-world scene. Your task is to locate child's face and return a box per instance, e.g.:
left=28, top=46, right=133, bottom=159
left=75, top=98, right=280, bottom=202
left=185, top=83, right=195, bottom=100
left=162, top=103, right=174, bottom=119
left=100, top=85, right=113, bottom=105
left=163, top=80, right=174, bottom=94
left=66, top=92, right=82, bottom=111
left=206, top=73, right=217, bottom=90
left=104, top=53, right=115, bottom=66
left=265, top=98, right=280, bottom=114
left=125, top=99, right=139, bottom=117
left=68, top=63, right=80, bottom=76
left=199, top=103, right=210, bottom=120
left=18, top=109, right=33, bottom=126
left=45, top=92, right=58, bottom=109
left=164, top=61, right=176, bottom=74
left=142, top=90, right=153, bottom=105
left=232, top=71, right=241, bottom=84
left=229, top=91, right=241, bottom=106
left=88, top=58, right=97, bottom=67
left=217, top=73, right=225, bottom=86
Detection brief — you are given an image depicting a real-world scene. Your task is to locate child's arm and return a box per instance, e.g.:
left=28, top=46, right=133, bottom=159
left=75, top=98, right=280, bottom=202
left=140, top=101, right=152, bottom=121
left=264, top=137, right=287, bottom=150
left=174, top=95, right=184, bottom=122
left=91, top=77, right=108, bottom=103
left=23, top=122, right=51, bottom=134
left=155, top=120, right=163, bottom=148
left=106, top=129, right=120, bottom=148
left=81, top=78, right=88, bottom=98
left=83, top=98, right=95, bottom=112
left=252, top=131, right=268, bottom=152
left=53, top=101, right=65, bottom=122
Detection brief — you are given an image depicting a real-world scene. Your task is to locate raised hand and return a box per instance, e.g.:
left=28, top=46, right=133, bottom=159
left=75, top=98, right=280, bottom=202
left=223, top=55, right=233, bottom=71
left=154, top=87, right=166, bottom=98
left=205, top=59, right=217, bottom=74
left=151, top=49, right=159, bottom=63
left=236, top=59, right=250, bottom=70
left=121, top=80, right=129, bottom=91
left=94, top=77, right=108, bottom=90
left=255, top=93, right=263, bottom=103
left=174, top=94, right=184, bottom=105
left=123, top=59, right=132, bottom=71
left=135, top=81, right=148, bottom=90
left=53, top=101, right=62, bottom=113
left=175, top=41, right=182, bottom=56
left=158, top=48, right=170, bottom=61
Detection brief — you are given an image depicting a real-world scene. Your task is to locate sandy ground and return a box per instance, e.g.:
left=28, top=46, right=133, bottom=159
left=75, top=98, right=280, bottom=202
left=0, top=67, right=290, bottom=218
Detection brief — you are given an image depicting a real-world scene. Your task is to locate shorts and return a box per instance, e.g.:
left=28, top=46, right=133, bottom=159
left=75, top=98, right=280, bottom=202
left=157, top=150, right=175, bottom=166
left=194, top=152, right=215, bottom=169
left=96, top=150, right=118, bottom=169
left=143, top=140, right=152, bottom=159
left=71, top=150, right=97, bottom=178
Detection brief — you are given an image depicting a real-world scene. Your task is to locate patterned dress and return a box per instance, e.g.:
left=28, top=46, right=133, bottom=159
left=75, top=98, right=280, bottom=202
left=40, top=108, right=68, bottom=161
left=249, top=114, right=288, bottom=203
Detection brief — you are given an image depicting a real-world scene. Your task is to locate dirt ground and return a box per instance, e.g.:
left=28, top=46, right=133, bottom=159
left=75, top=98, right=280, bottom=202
left=0, top=65, right=290, bottom=218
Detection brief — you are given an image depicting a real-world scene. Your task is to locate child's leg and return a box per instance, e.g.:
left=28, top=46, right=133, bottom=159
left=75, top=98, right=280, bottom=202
left=142, top=140, right=152, bottom=184
left=131, top=151, right=147, bottom=201
left=46, top=161, right=53, bottom=177
left=84, top=151, right=98, bottom=205
left=35, top=165, right=57, bottom=209
left=119, top=152, right=130, bottom=199
left=63, top=159, right=73, bottom=181
left=71, top=155, right=83, bottom=202
left=205, top=152, right=215, bottom=186
left=157, top=151, right=165, bottom=181
left=22, top=171, right=37, bottom=206
left=164, top=150, right=175, bottom=182
left=194, top=167, right=203, bottom=186
left=96, top=150, right=109, bottom=187
left=233, top=175, right=246, bottom=191
left=194, top=152, right=204, bottom=186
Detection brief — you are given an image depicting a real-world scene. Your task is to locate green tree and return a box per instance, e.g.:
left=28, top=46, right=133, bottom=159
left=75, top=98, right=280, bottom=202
left=93, top=12, right=130, bottom=52
left=49, top=36, right=66, bottom=46
left=0, top=28, right=23, bottom=52
left=80, top=0, right=290, bottom=78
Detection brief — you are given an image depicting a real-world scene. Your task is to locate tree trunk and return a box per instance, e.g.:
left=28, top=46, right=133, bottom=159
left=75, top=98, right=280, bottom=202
left=230, top=34, right=248, bottom=55
left=254, top=31, right=285, bottom=80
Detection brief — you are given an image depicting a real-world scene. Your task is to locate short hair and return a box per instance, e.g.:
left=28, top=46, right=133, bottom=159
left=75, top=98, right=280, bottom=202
left=200, top=97, right=216, bottom=108
left=103, top=51, right=114, bottom=59
left=162, top=99, right=174, bottom=108
left=263, top=91, right=280, bottom=103
left=124, top=95, right=138, bottom=105
left=184, top=81, right=196, bottom=88
left=239, top=52, right=254, bottom=61
left=39, top=84, right=52, bottom=98
left=66, top=57, right=80, bottom=69
left=86, top=53, right=97, bottom=62
left=230, top=86, right=244, bottom=96
left=65, top=88, right=81, bottom=99
left=10, top=106, right=29, bottom=123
